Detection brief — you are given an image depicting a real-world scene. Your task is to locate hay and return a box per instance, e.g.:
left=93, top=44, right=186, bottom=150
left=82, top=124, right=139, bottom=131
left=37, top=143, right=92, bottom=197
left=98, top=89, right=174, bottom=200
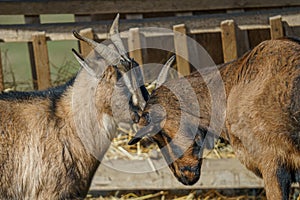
left=85, top=189, right=268, bottom=200
left=104, top=126, right=235, bottom=162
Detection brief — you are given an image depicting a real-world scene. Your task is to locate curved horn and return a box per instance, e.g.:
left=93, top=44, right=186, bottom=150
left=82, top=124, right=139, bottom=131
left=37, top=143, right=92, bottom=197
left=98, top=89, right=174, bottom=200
left=110, top=15, right=150, bottom=106
left=155, top=55, right=175, bottom=89
left=73, top=31, right=122, bottom=66
left=130, top=65, right=148, bottom=109
left=110, top=14, right=130, bottom=62
left=72, top=48, right=97, bottom=77
left=110, top=14, right=149, bottom=105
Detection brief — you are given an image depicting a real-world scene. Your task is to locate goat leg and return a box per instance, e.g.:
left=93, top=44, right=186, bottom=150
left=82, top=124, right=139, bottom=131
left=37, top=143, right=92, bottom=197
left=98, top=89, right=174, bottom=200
left=262, top=164, right=292, bottom=200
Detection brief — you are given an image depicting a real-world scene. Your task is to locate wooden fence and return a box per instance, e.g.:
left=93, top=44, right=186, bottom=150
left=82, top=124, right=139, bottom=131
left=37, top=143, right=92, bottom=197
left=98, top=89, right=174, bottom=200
left=0, top=1, right=300, bottom=91
left=0, top=0, right=300, bottom=191
left=91, top=158, right=265, bottom=191
left=0, top=0, right=299, bottom=16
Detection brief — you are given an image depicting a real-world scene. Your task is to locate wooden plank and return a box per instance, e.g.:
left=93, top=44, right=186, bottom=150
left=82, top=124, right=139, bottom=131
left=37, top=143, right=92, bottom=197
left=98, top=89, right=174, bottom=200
left=78, top=28, right=94, bottom=57
left=24, top=15, right=40, bottom=24
left=221, top=20, right=238, bottom=63
left=227, top=9, right=250, bottom=57
left=175, top=12, right=193, bottom=17
left=269, top=15, right=284, bottom=39
left=27, top=42, right=38, bottom=89
left=25, top=13, right=42, bottom=90
left=31, top=32, right=51, bottom=90
left=128, top=28, right=144, bottom=65
left=195, top=33, right=223, bottom=65
left=248, top=29, right=271, bottom=49
left=236, top=28, right=250, bottom=57
left=173, top=24, right=190, bottom=76
left=90, top=158, right=264, bottom=191
left=125, top=14, right=143, bottom=20
left=0, top=8, right=299, bottom=42
left=0, top=49, right=4, bottom=91
left=0, top=0, right=299, bottom=15
left=74, top=15, right=92, bottom=23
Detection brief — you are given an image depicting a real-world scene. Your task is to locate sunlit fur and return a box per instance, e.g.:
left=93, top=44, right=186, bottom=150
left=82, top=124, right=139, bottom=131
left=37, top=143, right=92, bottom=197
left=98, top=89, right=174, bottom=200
left=0, top=66, right=130, bottom=199
left=136, top=38, right=300, bottom=199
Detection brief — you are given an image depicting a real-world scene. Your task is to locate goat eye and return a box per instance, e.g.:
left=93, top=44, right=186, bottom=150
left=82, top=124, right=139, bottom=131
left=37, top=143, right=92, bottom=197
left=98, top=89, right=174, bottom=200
left=130, top=59, right=139, bottom=68
left=143, top=112, right=151, bottom=124
left=194, top=134, right=203, bottom=147
left=131, top=112, right=140, bottom=123
left=120, top=60, right=131, bottom=70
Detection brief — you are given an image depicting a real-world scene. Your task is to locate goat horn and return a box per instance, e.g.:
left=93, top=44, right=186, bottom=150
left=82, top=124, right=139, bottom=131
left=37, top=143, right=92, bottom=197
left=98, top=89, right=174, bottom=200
left=110, top=14, right=150, bottom=106
left=110, top=14, right=130, bottom=62
left=110, top=14, right=149, bottom=105
left=73, top=31, right=122, bottom=66
left=130, top=64, right=149, bottom=108
left=72, top=48, right=97, bottom=77
left=155, top=55, right=175, bottom=89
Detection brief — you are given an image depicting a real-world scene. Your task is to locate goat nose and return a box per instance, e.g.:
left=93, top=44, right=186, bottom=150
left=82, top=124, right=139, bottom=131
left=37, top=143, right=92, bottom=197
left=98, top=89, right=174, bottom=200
left=178, top=166, right=200, bottom=185
left=180, top=165, right=199, bottom=173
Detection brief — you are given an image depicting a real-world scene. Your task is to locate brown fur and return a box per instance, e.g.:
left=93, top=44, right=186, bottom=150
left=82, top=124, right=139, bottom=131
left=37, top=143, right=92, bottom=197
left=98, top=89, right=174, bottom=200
left=0, top=66, right=130, bottom=199
left=136, top=38, right=300, bottom=199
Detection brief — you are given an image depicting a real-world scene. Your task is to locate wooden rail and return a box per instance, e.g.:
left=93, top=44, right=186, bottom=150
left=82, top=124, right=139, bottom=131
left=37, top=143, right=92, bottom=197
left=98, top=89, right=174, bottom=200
left=1, top=7, right=300, bottom=42
left=0, top=0, right=299, bottom=15
left=1, top=9, right=300, bottom=90
left=91, top=158, right=264, bottom=191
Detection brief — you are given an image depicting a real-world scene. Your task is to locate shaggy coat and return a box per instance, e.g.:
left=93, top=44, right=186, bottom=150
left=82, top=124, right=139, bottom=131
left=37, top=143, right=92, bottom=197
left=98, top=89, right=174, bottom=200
left=131, top=38, right=300, bottom=200
left=0, top=14, right=146, bottom=199
left=0, top=66, right=128, bottom=199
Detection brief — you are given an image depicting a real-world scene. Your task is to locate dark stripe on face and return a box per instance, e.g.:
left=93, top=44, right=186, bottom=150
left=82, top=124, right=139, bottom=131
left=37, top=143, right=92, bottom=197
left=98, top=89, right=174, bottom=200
left=154, top=128, right=203, bottom=161
left=294, top=170, right=300, bottom=182
left=161, top=130, right=173, bottom=143
left=162, top=131, right=185, bottom=159
left=152, top=130, right=171, bottom=148
left=180, top=165, right=199, bottom=173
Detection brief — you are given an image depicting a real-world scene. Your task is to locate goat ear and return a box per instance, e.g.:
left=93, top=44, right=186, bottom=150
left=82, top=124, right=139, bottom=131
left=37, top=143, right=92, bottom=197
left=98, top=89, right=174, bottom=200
left=72, top=49, right=97, bottom=77
left=155, top=55, right=175, bottom=89
left=128, top=135, right=142, bottom=145
left=128, top=124, right=159, bottom=145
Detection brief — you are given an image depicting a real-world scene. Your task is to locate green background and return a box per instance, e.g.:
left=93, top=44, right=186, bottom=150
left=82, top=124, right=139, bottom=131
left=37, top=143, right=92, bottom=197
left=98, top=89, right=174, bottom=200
left=0, top=14, right=80, bottom=90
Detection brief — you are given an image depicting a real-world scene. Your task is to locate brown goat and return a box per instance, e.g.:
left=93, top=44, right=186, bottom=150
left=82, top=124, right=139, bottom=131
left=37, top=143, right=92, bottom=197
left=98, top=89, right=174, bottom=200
left=0, top=16, right=148, bottom=199
left=129, top=38, right=300, bottom=199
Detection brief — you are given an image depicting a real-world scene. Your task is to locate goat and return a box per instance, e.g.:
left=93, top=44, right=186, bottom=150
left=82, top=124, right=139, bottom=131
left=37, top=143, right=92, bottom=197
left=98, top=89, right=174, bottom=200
left=0, top=15, right=148, bottom=199
left=129, top=38, right=300, bottom=199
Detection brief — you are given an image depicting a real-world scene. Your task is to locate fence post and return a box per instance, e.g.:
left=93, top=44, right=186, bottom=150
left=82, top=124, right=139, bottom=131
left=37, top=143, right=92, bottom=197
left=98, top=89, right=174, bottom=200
left=79, top=28, right=94, bottom=57
left=0, top=49, right=4, bottom=91
left=221, top=19, right=238, bottom=63
left=31, top=32, right=51, bottom=90
left=173, top=24, right=190, bottom=76
left=269, top=15, right=284, bottom=39
left=25, top=14, right=44, bottom=90
left=128, top=27, right=144, bottom=66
